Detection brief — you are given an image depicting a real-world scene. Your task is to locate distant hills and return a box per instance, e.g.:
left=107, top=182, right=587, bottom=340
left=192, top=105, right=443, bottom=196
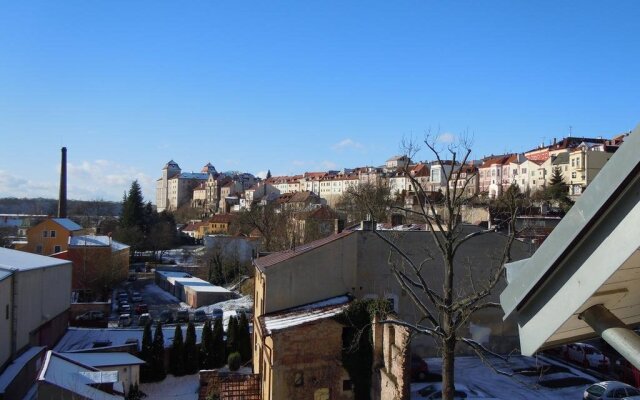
left=0, top=197, right=122, bottom=217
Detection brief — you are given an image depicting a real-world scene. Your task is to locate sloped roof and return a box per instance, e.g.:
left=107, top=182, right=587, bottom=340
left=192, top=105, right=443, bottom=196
left=60, top=352, right=145, bottom=368
left=254, top=230, right=354, bottom=271
left=52, top=218, right=82, bottom=231
left=38, top=351, right=124, bottom=400
left=260, top=295, right=351, bottom=335
left=501, top=124, right=640, bottom=355
left=0, top=248, right=70, bottom=272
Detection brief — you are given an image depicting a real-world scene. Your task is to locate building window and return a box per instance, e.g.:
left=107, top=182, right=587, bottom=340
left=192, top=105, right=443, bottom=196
left=50, top=230, right=56, bottom=238
left=35, top=245, right=42, bottom=254
left=42, top=231, right=48, bottom=238
left=572, top=172, right=577, bottom=179
left=54, top=245, right=61, bottom=253
left=294, top=371, right=304, bottom=387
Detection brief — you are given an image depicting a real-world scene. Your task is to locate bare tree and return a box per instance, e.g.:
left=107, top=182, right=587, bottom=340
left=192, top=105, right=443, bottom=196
left=374, top=133, right=519, bottom=400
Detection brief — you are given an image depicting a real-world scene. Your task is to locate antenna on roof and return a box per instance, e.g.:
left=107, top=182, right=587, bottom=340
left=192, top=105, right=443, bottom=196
left=569, top=125, right=573, bottom=137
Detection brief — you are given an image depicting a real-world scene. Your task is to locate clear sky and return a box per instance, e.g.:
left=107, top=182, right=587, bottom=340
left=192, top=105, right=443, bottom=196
left=1, top=1, right=638, bottom=203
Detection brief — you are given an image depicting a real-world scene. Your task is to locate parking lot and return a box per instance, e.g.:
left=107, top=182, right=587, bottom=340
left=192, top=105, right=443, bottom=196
left=110, top=277, right=185, bottom=327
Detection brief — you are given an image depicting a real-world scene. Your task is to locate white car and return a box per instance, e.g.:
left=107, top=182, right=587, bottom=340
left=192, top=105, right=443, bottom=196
left=118, top=313, right=132, bottom=327
left=583, top=380, right=640, bottom=400
left=563, top=343, right=610, bottom=370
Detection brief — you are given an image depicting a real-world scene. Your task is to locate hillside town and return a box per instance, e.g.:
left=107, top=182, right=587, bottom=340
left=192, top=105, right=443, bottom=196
left=1, top=126, right=639, bottom=400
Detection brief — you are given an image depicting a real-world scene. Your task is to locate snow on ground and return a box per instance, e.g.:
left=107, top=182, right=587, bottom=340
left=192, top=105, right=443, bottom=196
left=410, top=355, right=599, bottom=399
left=197, top=295, right=253, bottom=314
left=139, top=374, right=199, bottom=400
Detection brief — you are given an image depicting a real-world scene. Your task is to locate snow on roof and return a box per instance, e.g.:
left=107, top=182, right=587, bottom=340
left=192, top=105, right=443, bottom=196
left=0, top=346, right=45, bottom=392
left=260, top=295, right=351, bottom=335
left=0, top=248, right=70, bottom=272
left=69, top=235, right=129, bottom=251
left=0, top=268, right=11, bottom=281
left=156, top=270, right=192, bottom=279
left=55, top=327, right=203, bottom=352
left=52, top=218, right=83, bottom=231
left=60, top=352, right=145, bottom=368
left=184, top=284, right=231, bottom=293
left=38, top=351, right=124, bottom=400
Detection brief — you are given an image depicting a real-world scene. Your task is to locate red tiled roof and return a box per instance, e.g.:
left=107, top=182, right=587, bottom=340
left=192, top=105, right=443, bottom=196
left=254, top=230, right=355, bottom=271
left=208, top=214, right=236, bottom=224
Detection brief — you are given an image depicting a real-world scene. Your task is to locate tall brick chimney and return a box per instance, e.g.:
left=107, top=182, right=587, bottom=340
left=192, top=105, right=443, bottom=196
left=58, top=147, right=67, bottom=218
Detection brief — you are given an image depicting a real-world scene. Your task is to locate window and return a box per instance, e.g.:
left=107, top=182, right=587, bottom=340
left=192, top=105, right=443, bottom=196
left=50, top=230, right=56, bottom=238
left=54, top=245, right=61, bottom=253
left=571, top=172, right=577, bottom=179
left=42, top=231, right=48, bottom=238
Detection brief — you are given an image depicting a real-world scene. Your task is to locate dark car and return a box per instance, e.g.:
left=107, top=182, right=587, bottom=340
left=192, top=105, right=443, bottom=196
left=194, top=309, right=208, bottom=322
left=210, top=308, right=223, bottom=320
left=176, top=309, right=190, bottom=323
left=159, top=310, right=174, bottom=324
left=135, top=304, right=149, bottom=315
left=411, top=354, right=430, bottom=381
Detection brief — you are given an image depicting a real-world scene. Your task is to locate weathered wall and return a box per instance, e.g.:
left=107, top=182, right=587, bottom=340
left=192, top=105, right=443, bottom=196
left=270, top=318, right=353, bottom=400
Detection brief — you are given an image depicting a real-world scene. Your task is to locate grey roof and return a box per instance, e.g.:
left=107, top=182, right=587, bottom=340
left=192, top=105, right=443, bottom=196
left=500, top=123, right=640, bottom=354
left=0, top=248, right=70, bottom=272
left=551, top=152, right=570, bottom=165
left=60, top=352, right=145, bottom=367
left=52, top=218, right=83, bottom=231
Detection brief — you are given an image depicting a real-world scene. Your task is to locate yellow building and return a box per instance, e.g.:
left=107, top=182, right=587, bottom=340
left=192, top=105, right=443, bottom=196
left=21, top=218, right=85, bottom=255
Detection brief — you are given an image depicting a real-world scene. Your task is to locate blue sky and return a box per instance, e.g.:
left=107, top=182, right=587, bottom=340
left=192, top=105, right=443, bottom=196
left=0, top=1, right=638, bottom=202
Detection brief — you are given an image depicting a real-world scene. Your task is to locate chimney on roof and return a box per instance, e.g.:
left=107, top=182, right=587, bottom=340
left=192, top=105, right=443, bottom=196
left=553, top=138, right=557, bottom=146
left=58, top=147, right=67, bottom=218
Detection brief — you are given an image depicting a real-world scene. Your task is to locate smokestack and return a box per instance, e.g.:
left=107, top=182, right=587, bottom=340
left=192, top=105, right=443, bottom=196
left=58, top=147, right=67, bottom=218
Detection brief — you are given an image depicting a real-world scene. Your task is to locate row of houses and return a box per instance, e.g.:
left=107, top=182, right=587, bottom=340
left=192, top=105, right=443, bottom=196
left=158, top=134, right=628, bottom=218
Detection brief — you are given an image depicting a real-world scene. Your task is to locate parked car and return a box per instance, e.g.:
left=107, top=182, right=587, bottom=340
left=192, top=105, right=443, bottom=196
left=118, top=314, right=132, bottom=327
left=128, top=272, right=137, bottom=281
left=210, top=308, right=223, bottom=320
left=135, top=304, right=149, bottom=315
left=417, top=383, right=481, bottom=399
left=176, top=309, right=190, bottom=323
left=138, top=313, right=151, bottom=326
left=131, top=293, right=143, bottom=302
left=75, top=310, right=105, bottom=321
left=159, top=310, right=174, bottom=324
left=584, top=380, right=640, bottom=400
left=194, top=309, right=208, bottom=322
left=411, top=354, right=430, bottom=381
left=118, top=302, right=131, bottom=313
left=563, top=343, right=610, bottom=370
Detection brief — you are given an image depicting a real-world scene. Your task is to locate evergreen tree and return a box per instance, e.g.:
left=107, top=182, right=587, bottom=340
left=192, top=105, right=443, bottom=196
left=545, top=167, right=573, bottom=210
left=212, top=317, right=226, bottom=368
left=151, top=322, right=166, bottom=381
left=140, top=322, right=153, bottom=382
left=170, top=324, right=185, bottom=376
left=237, top=312, right=252, bottom=362
left=121, top=180, right=145, bottom=229
left=184, top=321, right=199, bottom=374
left=227, top=352, right=241, bottom=371
left=199, top=320, right=213, bottom=369
left=226, top=316, right=239, bottom=357
left=266, top=169, right=272, bottom=179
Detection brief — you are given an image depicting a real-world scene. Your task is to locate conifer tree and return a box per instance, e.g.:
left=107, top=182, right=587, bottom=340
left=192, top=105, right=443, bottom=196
left=237, top=312, right=252, bottom=362
left=184, top=321, right=199, bottom=374
left=212, top=317, right=226, bottom=368
left=226, top=316, right=239, bottom=357
left=151, top=322, right=166, bottom=381
left=170, top=324, right=185, bottom=376
left=199, top=320, right=213, bottom=369
left=140, top=322, right=153, bottom=382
